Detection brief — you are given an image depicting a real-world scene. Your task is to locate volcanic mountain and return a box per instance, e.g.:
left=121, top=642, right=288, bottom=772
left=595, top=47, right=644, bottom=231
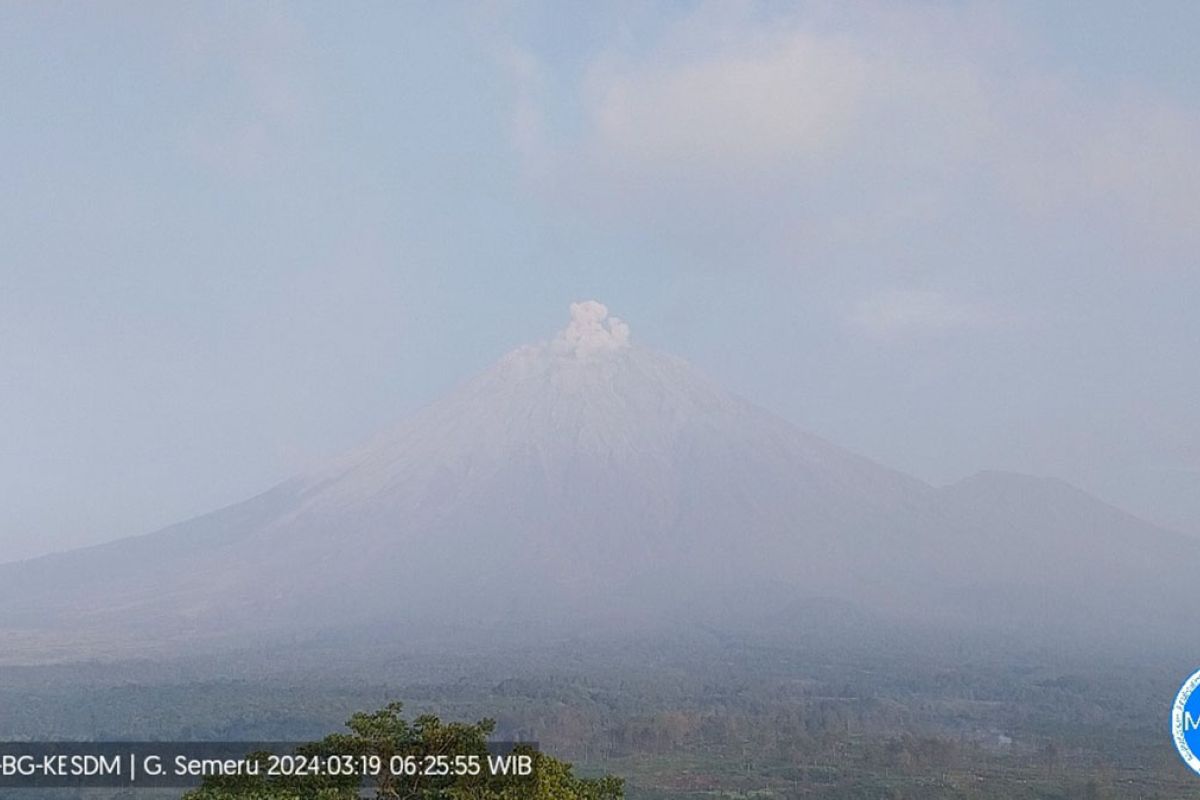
left=1, top=302, right=1195, bottom=658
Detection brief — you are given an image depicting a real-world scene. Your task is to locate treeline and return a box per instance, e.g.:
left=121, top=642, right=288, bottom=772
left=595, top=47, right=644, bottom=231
left=182, top=702, right=623, bottom=800
left=2, top=637, right=1196, bottom=799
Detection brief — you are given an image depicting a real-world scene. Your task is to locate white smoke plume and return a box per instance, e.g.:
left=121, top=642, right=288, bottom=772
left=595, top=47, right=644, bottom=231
left=554, top=300, right=631, bottom=356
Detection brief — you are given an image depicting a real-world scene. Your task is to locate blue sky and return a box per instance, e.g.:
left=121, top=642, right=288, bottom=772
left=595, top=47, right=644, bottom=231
left=3, top=1, right=1199, bottom=560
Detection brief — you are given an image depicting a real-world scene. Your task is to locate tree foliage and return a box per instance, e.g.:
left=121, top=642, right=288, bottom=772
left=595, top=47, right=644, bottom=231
left=182, top=701, right=623, bottom=800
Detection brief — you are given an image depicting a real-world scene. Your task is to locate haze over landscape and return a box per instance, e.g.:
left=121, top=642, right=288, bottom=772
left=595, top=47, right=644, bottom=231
left=4, top=2, right=1200, bottom=566
left=3, top=4, right=1200, bottom=799
left=1, top=301, right=1193, bottom=663
left=2, top=300, right=1198, bottom=797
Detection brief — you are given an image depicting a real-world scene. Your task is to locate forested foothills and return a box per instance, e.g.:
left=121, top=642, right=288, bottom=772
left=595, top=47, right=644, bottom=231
left=2, top=634, right=1198, bottom=799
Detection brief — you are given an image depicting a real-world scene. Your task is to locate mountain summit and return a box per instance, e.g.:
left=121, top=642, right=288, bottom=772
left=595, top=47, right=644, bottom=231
left=1, top=303, right=1195, bottom=659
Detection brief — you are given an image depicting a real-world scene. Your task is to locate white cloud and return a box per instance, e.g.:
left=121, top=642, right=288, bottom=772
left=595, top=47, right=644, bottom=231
left=848, top=289, right=999, bottom=340
left=1001, top=89, right=1200, bottom=239
left=504, top=4, right=1200, bottom=261
left=586, top=30, right=870, bottom=172
left=496, top=41, right=550, bottom=175
left=173, top=4, right=315, bottom=178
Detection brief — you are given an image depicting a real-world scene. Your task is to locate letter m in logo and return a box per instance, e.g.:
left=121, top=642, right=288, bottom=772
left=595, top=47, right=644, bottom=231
left=1186, top=712, right=1200, bottom=731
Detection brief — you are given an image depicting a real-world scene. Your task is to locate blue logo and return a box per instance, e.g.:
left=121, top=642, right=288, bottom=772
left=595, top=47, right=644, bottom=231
left=1172, top=669, right=1200, bottom=775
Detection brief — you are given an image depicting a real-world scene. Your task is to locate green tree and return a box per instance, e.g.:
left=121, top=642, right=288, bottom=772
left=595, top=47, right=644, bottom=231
left=182, top=701, right=622, bottom=800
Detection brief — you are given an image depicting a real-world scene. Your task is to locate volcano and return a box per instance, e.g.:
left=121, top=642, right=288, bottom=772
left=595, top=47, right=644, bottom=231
left=1, top=302, right=1195, bottom=659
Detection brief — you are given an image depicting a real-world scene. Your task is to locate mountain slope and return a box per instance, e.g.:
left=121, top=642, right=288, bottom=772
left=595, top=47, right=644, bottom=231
left=1, top=302, right=1195, bottom=658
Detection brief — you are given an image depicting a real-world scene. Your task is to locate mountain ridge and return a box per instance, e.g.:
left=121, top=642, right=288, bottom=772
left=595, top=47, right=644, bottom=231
left=1, top=302, right=1194, bottom=660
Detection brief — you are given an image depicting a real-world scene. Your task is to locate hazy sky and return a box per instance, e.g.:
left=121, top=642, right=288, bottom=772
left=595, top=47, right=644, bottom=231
left=3, top=1, right=1199, bottom=562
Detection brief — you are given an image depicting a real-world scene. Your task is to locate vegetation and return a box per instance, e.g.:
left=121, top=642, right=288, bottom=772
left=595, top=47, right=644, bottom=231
left=180, top=702, right=622, bottom=800
left=3, top=631, right=1199, bottom=799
